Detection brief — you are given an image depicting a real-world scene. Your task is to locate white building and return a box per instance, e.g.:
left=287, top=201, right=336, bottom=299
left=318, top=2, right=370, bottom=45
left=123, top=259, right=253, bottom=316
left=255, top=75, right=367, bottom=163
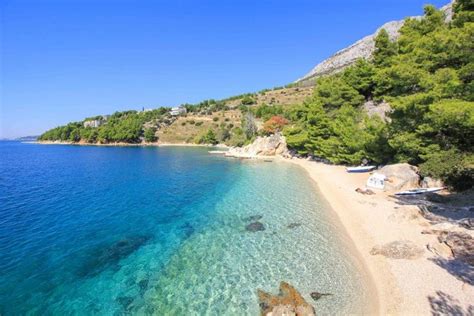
left=83, top=120, right=102, bottom=128
left=170, top=106, right=187, bottom=116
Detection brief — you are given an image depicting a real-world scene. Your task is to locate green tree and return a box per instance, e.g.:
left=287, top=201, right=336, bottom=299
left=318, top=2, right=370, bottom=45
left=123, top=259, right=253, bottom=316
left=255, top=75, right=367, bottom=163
left=373, top=29, right=397, bottom=67
left=144, top=127, right=157, bottom=142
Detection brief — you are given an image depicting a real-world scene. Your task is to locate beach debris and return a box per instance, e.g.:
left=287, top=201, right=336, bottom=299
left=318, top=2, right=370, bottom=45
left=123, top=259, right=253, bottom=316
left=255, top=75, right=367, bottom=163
left=378, top=163, right=420, bottom=191
left=370, top=240, right=424, bottom=259
left=310, top=291, right=333, bottom=301
left=76, top=235, right=152, bottom=277
left=243, top=215, right=263, bottom=222
left=257, top=281, right=315, bottom=316
left=287, top=223, right=302, bottom=229
left=246, top=221, right=265, bottom=232
left=355, top=187, right=375, bottom=195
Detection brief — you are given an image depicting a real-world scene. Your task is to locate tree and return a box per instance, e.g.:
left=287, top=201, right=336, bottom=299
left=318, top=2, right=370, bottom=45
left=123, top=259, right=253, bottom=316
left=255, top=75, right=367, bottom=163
left=144, top=127, right=157, bottom=142
left=312, top=76, right=364, bottom=109
left=242, top=112, right=258, bottom=139
left=342, top=59, right=376, bottom=98
left=373, top=29, right=397, bottom=67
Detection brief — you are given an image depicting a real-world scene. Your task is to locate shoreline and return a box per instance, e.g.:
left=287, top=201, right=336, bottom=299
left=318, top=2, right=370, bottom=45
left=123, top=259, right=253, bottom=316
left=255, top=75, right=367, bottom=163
left=35, top=140, right=228, bottom=148
left=285, top=157, right=473, bottom=315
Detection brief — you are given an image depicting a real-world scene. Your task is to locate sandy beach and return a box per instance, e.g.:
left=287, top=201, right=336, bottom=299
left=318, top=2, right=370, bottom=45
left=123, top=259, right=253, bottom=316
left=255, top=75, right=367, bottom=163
left=288, top=158, right=473, bottom=315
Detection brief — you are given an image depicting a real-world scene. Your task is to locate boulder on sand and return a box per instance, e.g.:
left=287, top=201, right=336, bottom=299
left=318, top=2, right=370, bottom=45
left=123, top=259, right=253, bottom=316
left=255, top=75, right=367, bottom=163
left=257, top=281, right=315, bottom=316
left=379, top=163, right=420, bottom=191
left=226, top=133, right=289, bottom=158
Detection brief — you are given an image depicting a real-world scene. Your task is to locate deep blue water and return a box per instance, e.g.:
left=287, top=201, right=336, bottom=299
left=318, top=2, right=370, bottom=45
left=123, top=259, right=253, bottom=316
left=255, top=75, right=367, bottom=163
left=0, top=141, right=371, bottom=315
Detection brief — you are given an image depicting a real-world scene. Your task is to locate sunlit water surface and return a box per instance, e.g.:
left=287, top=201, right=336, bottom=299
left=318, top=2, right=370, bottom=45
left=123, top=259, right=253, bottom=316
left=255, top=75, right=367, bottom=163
left=0, top=142, right=372, bottom=314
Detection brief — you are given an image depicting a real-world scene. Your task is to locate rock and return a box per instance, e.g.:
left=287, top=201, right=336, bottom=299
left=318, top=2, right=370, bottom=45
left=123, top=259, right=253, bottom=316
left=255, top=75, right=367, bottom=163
left=438, top=232, right=474, bottom=266
left=226, top=133, right=289, bottom=158
left=426, top=242, right=454, bottom=258
left=370, top=240, right=424, bottom=259
left=310, top=291, right=333, bottom=301
left=257, top=281, right=315, bottom=316
left=246, top=221, right=265, bottom=232
left=244, top=215, right=263, bottom=222
left=355, top=187, right=375, bottom=195
left=116, top=296, right=135, bottom=311
left=421, top=177, right=444, bottom=188
left=77, top=235, right=152, bottom=277
left=138, top=279, right=149, bottom=295
left=295, top=1, right=454, bottom=84
left=379, top=163, right=420, bottom=191
left=362, top=100, right=392, bottom=122
left=287, top=223, right=302, bottom=229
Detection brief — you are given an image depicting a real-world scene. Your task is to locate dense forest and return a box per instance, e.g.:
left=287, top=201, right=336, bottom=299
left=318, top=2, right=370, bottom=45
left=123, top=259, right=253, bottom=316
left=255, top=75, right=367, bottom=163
left=283, top=1, right=473, bottom=190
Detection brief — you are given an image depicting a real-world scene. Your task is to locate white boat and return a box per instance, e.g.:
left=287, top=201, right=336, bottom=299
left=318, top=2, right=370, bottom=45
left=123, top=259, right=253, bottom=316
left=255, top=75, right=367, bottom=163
left=394, top=187, right=445, bottom=196
left=346, top=165, right=376, bottom=173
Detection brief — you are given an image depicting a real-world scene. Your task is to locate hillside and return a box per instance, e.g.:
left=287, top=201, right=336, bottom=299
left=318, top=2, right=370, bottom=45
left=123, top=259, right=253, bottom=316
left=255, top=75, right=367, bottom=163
left=295, top=0, right=454, bottom=85
left=39, top=0, right=473, bottom=190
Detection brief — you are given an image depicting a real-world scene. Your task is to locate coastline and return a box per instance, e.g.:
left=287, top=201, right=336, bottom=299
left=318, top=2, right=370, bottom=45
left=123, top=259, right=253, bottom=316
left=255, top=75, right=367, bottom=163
left=285, top=157, right=473, bottom=315
left=36, top=140, right=228, bottom=148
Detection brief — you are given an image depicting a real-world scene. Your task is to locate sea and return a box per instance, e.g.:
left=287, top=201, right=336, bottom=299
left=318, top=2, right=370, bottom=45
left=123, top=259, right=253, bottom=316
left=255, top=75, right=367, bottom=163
left=0, top=141, right=372, bottom=315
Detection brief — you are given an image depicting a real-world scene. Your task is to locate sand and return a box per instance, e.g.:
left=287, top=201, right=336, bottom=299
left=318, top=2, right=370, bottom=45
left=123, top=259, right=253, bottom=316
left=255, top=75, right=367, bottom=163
left=287, top=158, right=473, bottom=315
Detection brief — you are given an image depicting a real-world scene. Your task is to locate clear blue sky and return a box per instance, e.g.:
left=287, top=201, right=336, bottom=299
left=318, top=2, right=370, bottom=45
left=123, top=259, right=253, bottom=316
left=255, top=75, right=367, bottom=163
left=1, top=0, right=447, bottom=138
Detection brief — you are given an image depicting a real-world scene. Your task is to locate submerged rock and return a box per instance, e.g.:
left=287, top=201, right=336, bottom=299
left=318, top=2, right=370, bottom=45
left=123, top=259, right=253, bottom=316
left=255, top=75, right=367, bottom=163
left=370, top=240, right=424, bottom=259
left=138, top=278, right=149, bottom=295
left=257, top=281, right=315, bottom=316
left=246, top=221, right=265, bottom=232
left=77, top=235, right=152, bottom=277
left=244, top=215, right=263, bottom=222
left=287, top=223, right=302, bottom=229
left=310, top=291, right=333, bottom=301
left=116, top=296, right=135, bottom=311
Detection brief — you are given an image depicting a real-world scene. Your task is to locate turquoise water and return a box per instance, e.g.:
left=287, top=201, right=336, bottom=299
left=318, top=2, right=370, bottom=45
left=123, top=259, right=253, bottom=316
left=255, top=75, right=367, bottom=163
left=0, top=142, right=372, bottom=315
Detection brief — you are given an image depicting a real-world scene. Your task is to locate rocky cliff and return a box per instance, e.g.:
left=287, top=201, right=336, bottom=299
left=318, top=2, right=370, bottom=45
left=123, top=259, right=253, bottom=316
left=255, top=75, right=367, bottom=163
left=296, top=1, right=454, bottom=85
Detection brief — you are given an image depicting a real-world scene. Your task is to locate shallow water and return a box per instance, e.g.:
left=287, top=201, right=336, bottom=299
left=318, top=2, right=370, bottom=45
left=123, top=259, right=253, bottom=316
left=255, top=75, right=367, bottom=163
left=0, top=142, right=372, bottom=314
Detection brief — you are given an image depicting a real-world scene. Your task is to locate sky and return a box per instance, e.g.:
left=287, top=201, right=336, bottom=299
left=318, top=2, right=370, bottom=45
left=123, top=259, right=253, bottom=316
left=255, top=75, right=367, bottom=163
left=1, top=0, right=448, bottom=138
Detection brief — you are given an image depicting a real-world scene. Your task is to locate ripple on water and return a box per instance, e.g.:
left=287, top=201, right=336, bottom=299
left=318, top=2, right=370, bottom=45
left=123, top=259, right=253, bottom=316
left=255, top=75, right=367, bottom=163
left=0, top=144, right=372, bottom=315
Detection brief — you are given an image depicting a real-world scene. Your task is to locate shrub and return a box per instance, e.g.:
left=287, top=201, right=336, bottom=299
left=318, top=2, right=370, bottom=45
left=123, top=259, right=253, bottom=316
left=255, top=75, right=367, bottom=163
left=263, top=115, right=289, bottom=134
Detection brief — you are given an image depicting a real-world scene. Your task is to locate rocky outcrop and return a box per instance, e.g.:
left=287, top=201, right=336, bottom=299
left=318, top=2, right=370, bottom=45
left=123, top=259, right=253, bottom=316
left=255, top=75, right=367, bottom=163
left=257, top=282, right=315, bottom=316
left=379, top=163, right=420, bottom=191
left=362, top=100, right=392, bottom=121
left=438, top=231, right=474, bottom=266
left=226, top=133, right=289, bottom=158
left=296, top=1, right=454, bottom=84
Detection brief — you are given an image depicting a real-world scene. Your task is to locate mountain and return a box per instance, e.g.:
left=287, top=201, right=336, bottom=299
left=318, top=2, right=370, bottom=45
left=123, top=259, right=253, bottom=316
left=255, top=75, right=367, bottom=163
left=295, top=1, right=454, bottom=85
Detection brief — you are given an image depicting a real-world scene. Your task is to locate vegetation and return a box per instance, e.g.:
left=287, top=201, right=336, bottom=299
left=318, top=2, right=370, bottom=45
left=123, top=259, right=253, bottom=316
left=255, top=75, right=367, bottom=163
left=284, top=3, right=473, bottom=190
left=39, top=109, right=169, bottom=143
left=263, top=116, right=289, bottom=134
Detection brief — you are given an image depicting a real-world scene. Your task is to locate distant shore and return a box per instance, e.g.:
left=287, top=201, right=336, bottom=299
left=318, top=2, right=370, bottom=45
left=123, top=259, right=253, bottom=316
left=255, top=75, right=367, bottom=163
left=36, top=140, right=228, bottom=148
left=286, top=158, right=473, bottom=315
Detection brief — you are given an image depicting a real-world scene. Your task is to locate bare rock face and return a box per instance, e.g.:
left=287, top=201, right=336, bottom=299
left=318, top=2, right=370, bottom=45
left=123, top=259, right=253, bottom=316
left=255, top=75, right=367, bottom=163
left=362, top=100, right=392, bottom=122
left=226, top=133, right=289, bottom=158
left=296, top=1, right=454, bottom=84
left=370, top=240, right=424, bottom=259
left=379, top=163, right=420, bottom=191
left=421, top=177, right=444, bottom=188
left=257, top=282, right=315, bottom=316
